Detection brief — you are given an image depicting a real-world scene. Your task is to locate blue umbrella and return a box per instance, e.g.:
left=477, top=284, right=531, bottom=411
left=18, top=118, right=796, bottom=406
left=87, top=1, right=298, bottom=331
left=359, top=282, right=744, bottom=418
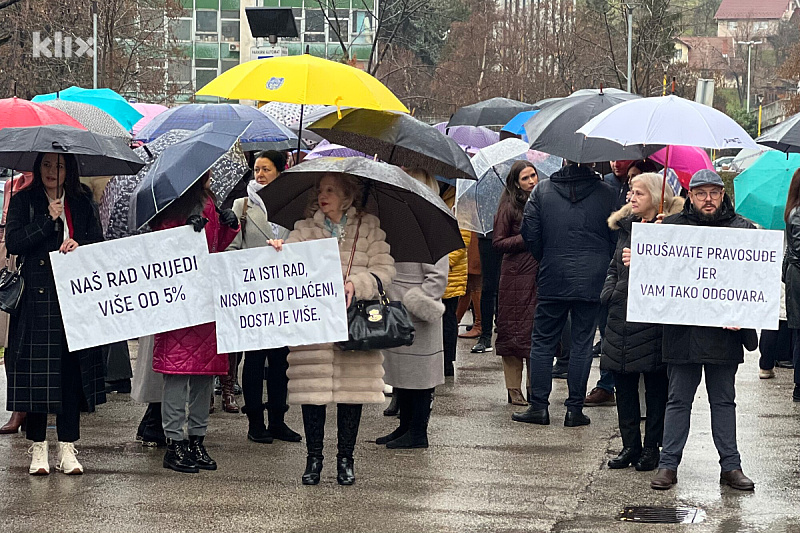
left=129, top=121, right=249, bottom=230
left=33, top=86, right=143, bottom=131
left=734, top=151, right=800, bottom=230
left=134, top=103, right=301, bottom=151
left=501, top=110, right=539, bottom=137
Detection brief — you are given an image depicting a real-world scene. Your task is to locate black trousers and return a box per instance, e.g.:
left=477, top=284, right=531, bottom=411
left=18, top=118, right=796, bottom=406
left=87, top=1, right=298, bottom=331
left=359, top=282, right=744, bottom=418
left=442, top=297, right=459, bottom=368
left=103, top=340, right=132, bottom=382
left=477, top=236, right=502, bottom=344
left=759, top=321, right=792, bottom=370
left=612, top=368, right=668, bottom=450
left=242, top=347, right=290, bottom=426
left=27, top=347, right=83, bottom=443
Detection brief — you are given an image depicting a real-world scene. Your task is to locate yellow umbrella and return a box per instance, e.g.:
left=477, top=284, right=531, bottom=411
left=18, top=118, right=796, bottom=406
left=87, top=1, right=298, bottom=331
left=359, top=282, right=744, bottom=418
left=196, top=54, right=408, bottom=113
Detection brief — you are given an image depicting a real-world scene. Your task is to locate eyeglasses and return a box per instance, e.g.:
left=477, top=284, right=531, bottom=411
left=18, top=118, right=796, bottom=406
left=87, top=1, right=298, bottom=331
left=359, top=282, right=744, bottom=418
left=692, top=189, right=722, bottom=200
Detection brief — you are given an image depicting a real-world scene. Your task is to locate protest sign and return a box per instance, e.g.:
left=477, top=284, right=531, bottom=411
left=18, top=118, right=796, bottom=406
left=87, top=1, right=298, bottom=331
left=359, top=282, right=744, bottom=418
left=50, top=226, right=214, bottom=351
left=627, top=223, right=783, bottom=330
left=210, top=238, right=349, bottom=352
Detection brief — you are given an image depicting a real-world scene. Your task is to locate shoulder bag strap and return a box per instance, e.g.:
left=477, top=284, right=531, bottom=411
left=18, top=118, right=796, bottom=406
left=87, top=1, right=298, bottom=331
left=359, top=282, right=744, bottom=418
left=344, top=216, right=362, bottom=280
left=240, top=198, right=248, bottom=238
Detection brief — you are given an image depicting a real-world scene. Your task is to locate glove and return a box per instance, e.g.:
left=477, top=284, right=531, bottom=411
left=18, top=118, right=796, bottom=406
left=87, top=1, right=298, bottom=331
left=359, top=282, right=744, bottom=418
left=186, top=214, right=208, bottom=233
left=219, top=208, right=239, bottom=230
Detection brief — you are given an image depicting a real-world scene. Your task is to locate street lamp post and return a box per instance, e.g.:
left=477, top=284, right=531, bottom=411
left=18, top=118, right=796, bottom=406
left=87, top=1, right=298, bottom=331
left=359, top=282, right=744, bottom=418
left=737, top=40, right=762, bottom=113
left=626, top=3, right=635, bottom=93
left=92, top=1, right=98, bottom=89
left=757, top=94, right=764, bottom=136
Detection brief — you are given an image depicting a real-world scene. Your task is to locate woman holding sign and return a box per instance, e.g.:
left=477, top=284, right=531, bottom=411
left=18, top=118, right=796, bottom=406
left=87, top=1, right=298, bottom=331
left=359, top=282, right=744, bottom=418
left=5, top=152, right=105, bottom=476
left=269, top=172, right=396, bottom=486
left=227, top=150, right=301, bottom=444
left=601, top=172, right=682, bottom=472
left=151, top=171, right=240, bottom=474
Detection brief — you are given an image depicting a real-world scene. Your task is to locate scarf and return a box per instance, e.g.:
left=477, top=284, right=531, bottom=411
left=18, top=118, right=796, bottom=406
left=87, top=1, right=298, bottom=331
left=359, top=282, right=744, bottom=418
left=45, top=191, right=71, bottom=243
left=247, top=179, right=288, bottom=239
left=324, top=213, right=348, bottom=244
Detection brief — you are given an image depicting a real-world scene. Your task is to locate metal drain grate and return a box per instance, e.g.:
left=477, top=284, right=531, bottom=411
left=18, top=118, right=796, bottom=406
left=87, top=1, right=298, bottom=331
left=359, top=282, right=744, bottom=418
left=618, top=506, right=706, bottom=524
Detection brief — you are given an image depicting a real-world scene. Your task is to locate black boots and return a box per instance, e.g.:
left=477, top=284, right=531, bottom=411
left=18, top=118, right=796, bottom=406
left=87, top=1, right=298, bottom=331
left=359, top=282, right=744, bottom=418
left=267, top=404, right=302, bottom=442
left=385, top=389, right=433, bottom=449
left=187, top=435, right=217, bottom=470
left=635, top=447, right=660, bottom=472
left=377, top=388, right=410, bottom=444
left=336, top=404, right=362, bottom=485
left=301, top=405, right=326, bottom=485
left=163, top=438, right=199, bottom=474
left=137, top=403, right=167, bottom=447
left=383, top=394, right=399, bottom=416
left=608, top=447, right=642, bottom=469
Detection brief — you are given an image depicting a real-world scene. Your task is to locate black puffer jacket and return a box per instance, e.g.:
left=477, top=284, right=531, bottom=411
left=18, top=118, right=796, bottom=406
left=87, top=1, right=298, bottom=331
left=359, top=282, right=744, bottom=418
left=784, top=206, right=800, bottom=328
left=600, top=199, right=683, bottom=374
left=521, top=164, right=616, bottom=301
left=661, top=195, right=759, bottom=365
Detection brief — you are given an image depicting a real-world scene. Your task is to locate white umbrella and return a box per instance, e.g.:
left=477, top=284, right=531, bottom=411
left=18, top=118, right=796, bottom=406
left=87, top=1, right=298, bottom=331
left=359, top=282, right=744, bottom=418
left=577, top=95, right=759, bottom=151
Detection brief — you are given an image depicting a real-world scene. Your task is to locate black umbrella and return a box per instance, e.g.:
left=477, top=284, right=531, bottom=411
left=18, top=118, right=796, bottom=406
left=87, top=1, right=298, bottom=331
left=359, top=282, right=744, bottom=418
left=524, top=92, right=661, bottom=163
left=130, top=121, right=249, bottom=229
left=0, top=124, right=144, bottom=176
left=756, top=112, right=800, bottom=153
left=259, top=157, right=464, bottom=264
left=309, top=109, right=477, bottom=180
left=446, top=97, right=537, bottom=128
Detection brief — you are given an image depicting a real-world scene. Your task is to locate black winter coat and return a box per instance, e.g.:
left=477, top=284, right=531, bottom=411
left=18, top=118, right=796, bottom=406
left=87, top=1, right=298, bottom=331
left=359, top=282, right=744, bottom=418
left=661, top=195, right=759, bottom=366
left=521, top=164, right=616, bottom=301
left=599, top=199, right=683, bottom=374
left=5, top=185, right=106, bottom=414
left=784, top=206, right=800, bottom=329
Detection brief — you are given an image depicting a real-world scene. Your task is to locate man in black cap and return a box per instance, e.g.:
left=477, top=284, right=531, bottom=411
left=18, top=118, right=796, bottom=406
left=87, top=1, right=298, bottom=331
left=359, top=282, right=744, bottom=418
left=624, top=169, right=758, bottom=491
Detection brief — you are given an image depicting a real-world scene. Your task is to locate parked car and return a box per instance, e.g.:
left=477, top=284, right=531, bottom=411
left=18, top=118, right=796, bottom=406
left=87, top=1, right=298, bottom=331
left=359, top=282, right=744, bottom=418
left=713, top=156, right=735, bottom=172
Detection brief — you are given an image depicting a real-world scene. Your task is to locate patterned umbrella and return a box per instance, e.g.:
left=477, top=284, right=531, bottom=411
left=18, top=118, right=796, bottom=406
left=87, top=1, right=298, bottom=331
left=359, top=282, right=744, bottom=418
left=33, top=86, right=143, bottom=131
left=39, top=99, right=131, bottom=139
left=260, top=102, right=330, bottom=147
left=100, top=129, right=249, bottom=239
left=305, top=139, right=366, bottom=160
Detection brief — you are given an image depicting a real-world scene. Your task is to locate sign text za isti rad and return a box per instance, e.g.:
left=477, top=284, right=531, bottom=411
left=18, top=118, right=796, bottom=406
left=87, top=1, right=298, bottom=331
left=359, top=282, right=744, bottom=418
left=50, top=226, right=214, bottom=351
left=211, top=238, right=349, bottom=352
left=627, top=223, right=783, bottom=330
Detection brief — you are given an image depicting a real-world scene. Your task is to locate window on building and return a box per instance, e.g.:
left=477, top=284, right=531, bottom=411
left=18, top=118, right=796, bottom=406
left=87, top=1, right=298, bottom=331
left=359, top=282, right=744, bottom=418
left=754, top=21, right=769, bottom=33
left=195, top=68, right=218, bottom=90
left=674, top=48, right=683, bottom=61
left=195, top=58, right=218, bottom=68
left=728, top=21, right=738, bottom=31
left=196, top=10, right=218, bottom=41
left=221, top=10, right=239, bottom=19
left=221, top=20, right=239, bottom=42
left=169, top=19, right=192, bottom=42
left=221, top=59, right=238, bottom=72
left=328, top=9, right=350, bottom=42
left=168, top=59, right=192, bottom=84
left=352, top=11, right=374, bottom=44
left=305, top=10, right=325, bottom=42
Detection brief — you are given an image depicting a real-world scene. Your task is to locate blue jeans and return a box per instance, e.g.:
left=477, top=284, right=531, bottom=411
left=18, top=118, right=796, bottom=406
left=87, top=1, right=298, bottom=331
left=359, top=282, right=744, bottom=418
left=528, top=300, right=600, bottom=412
left=596, top=369, right=615, bottom=393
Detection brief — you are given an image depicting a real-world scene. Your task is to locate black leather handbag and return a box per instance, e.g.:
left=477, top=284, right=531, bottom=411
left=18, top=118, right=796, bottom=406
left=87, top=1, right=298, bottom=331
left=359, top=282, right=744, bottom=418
left=0, top=256, right=24, bottom=315
left=337, top=219, right=415, bottom=352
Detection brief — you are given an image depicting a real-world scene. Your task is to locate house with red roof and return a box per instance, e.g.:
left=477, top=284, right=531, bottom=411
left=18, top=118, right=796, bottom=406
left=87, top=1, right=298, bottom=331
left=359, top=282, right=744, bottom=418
left=715, top=0, right=800, bottom=37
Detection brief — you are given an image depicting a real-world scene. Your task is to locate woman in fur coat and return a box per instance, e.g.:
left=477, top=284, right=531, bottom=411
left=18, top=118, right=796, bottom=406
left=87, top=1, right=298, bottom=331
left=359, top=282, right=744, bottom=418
left=378, top=168, right=448, bottom=449
left=269, top=172, right=396, bottom=486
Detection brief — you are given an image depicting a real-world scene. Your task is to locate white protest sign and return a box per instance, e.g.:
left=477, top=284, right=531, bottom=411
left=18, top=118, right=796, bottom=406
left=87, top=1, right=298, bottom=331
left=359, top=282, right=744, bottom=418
left=50, top=226, right=214, bottom=351
left=627, top=223, right=783, bottom=330
left=210, top=238, right=349, bottom=352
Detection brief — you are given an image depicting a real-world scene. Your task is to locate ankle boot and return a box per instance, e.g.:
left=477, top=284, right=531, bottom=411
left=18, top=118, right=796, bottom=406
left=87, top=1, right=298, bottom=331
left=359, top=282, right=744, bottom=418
left=386, top=389, right=431, bottom=449
left=140, top=403, right=167, bottom=447
left=301, top=404, right=326, bottom=485
left=188, top=435, right=217, bottom=470
left=383, top=394, right=399, bottom=416
left=246, top=406, right=273, bottom=443
left=0, top=411, right=26, bottom=434
left=336, top=403, right=362, bottom=485
left=267, top=404, right=302, bottom=442
left=377, top=389, right=410, bottom=444
left=635, top=447, right=660, bottom=472
left=163, top=438, right=199, bottom=473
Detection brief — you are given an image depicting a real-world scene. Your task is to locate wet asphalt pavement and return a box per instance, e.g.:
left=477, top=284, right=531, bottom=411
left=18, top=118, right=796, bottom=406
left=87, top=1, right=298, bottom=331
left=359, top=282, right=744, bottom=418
left=1, top=334, right=799, bottom=533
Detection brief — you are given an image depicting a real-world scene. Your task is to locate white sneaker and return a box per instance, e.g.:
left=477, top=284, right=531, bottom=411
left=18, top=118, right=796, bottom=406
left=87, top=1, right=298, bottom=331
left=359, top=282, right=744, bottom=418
left=56, top=442, right=83, bottom=475
left=759, top=368, right=775, bottom=379
left=28, top=442, right=50, bottom=475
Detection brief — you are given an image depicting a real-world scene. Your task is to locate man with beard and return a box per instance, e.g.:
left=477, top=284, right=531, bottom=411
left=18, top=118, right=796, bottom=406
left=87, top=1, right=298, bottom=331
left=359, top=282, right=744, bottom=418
left=624, top=169, right=758, bottom=491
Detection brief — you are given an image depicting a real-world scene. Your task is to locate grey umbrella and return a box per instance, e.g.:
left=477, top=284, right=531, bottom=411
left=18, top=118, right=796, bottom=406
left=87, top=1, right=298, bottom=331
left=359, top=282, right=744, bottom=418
left=447, top=97, right=537, bottom=128
left=259, top=157, right=464, bottom=264
left=756, top=112, right=800, bottom=153
left=100, top=129, right=249, bottom=239
left=309, top=109, right=477, bottom=180
left=0, top=124, right=143, bottom=176
left=39, top=99, right=132, bottom=139
left=524, top=92, right=660, bottom=163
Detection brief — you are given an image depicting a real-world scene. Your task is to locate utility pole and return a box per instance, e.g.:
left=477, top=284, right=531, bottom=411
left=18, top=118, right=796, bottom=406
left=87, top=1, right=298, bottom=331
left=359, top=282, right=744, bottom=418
left=92, top=1, right=98, bottom=89
left=737, top=40, right=762, bottom=112
left=626, top=3, right=634, bottom=93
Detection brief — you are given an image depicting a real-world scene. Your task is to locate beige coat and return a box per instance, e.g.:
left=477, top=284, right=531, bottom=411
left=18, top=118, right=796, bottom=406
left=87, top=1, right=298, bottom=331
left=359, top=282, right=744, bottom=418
left=285, top=207, right=396, bottom=405
left=228, top=197, right=275, bottom=250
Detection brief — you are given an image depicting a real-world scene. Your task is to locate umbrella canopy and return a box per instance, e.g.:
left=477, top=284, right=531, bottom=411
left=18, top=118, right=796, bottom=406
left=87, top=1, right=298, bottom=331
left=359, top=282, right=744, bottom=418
left=456, top=145, right=560, bottom=235
left=731, top=147, right=772, bottom=172
left=501, top=111, right=539, bottom=137
left=734, top=151, right=800, bottom=230
left=39, top=99, right=131, bottom=139
left=259, top=157, right=463, bottom=264
left=33, top=87, right=143, bottom=131
left=260, top=101, right=331, bottom=146
left=433, top=123, right=500, bottom=150
left=533, top=97, right=562, bottom=108
left=649, top=145, right=713, bottom=189
left=309, top=109, right=477, bottom=180
left=305, top=140, right=366, bottom=160
left=0, top=124, right=143, bottom=176
left=0, top=97, right=86, bottom=130
left=196, top=54, right=408, bottom=113
left=447, top=97, right=536, bottom=128
left=569, top=87, right=632, bottom=98
left=134, top=103, right=300, bottom=152
left=525, top=91, right=653, bottom=162
left=577, top=95, right=760, bottom=150
left=100, top=129, right=249, bottom=239
left=130, top=121, right=249, bottom=229
left=756, top=112, right=800, bottom=153
left=131, top=103, right=169, bottom=136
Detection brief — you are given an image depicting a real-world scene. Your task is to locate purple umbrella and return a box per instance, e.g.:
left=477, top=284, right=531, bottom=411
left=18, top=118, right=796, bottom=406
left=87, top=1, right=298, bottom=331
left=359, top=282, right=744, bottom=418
left=434, top=122, right=499, bottom=150
left=305, top=139, right=367, bottom=160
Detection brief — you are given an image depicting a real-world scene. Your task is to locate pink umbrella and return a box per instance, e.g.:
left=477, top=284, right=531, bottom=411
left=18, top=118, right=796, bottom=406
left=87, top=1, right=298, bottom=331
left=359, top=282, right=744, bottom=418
left=649, top=145, right=712, bottom=190
left=130, top=103, right=168, bottom=136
